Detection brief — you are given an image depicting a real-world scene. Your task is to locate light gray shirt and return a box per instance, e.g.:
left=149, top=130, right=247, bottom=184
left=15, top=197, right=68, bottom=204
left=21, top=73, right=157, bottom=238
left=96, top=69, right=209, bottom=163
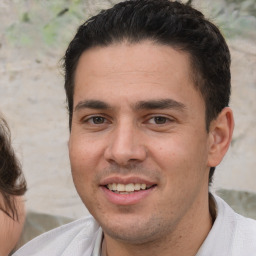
left=13, top=195, right=256, bottom=256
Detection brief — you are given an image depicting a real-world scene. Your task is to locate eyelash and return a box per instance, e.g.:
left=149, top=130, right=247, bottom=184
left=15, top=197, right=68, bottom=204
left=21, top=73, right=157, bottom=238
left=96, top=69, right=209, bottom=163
left=147, top=116, right=172, bottom=125
left=83, top=115, right=109, bottom=125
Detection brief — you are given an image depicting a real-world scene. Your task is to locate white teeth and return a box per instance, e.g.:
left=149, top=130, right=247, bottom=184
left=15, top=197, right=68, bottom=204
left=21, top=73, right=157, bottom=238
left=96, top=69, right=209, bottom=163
left=134, top=183, right=141, bottom=190
left=141, top=184, right=146, bottom=190
left=106, top=183, right=149, bottom=192
left=125, top=183, right=135, bottom=192
left=116, top=183, right=125, bottom=191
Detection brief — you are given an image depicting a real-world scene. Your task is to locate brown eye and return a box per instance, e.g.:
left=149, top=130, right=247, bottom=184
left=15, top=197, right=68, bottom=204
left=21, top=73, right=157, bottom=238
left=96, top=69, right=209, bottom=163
left=92, top=116, right=105, bottom=124
left=154, top=116, right=167, bottom=124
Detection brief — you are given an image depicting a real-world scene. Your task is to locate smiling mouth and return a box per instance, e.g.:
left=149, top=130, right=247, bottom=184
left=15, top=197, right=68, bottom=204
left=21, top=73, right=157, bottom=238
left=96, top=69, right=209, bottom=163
left=105, top=183, right=156, bottom=194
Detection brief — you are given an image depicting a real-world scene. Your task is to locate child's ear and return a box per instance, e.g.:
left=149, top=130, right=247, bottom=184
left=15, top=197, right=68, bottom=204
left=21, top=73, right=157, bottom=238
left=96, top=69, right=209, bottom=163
left=207, top=107, right=234, bottom=167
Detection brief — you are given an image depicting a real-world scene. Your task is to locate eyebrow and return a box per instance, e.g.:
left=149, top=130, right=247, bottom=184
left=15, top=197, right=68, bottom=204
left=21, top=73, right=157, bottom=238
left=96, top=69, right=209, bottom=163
left=74, top=100, right=111, bottom=112
left=74, top=98, right=186, bottom=112
left=134, top=99, right=186, bottom=111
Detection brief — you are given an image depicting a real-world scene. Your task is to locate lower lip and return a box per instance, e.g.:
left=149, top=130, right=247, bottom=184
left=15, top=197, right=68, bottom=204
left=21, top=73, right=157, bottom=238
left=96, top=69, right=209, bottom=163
left=101, top=186, right=155, bottom=205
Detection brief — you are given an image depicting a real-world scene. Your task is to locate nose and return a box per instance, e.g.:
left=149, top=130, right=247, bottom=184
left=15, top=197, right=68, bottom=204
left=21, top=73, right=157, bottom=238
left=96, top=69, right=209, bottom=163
left=104, top=122, right=147, bottom=166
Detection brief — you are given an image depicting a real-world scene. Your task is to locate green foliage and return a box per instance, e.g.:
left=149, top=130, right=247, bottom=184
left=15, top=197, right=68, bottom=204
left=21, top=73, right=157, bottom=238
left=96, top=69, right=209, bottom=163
left=5, top=0, right=87, bottom=52
left=4, top=0, right=256, bottom=52
left=226, top=0, right=256, bottom=17
left=21, top=12, right=30, bottom=23
left=207, top=0, right=256, bottom=39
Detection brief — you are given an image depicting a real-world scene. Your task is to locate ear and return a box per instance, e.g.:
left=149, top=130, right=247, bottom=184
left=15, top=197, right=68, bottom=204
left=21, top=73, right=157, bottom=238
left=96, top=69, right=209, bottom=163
left=207, top=107, right=234, bottom=167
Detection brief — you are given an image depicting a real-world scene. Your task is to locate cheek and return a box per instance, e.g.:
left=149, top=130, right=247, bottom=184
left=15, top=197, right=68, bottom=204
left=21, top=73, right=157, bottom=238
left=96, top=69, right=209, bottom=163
left=151, top=135, right=192, bottom=166
left=0, top=197, right=25, bottom=255
left=69, top=133, right=110, bottom=180
left=152, top=132, right=209, bottom=179
left=69, top=139, right=94, bottom=174
left=69, top=138, right=100, bottom=194
left=69, top=133, right=104, bottom=162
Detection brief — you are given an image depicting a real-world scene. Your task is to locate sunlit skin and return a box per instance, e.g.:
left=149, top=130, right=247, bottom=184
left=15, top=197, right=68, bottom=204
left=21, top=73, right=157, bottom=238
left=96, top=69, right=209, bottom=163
left=0, top=195, right=25, bottom=256
left=69, top=41, right=234, bottom=256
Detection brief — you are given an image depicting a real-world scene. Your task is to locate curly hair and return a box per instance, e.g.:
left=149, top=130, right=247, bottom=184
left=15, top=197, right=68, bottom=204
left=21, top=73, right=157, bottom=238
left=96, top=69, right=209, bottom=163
left=0, top=117, right=27, bottom=220
left=62, top=0, right=231, bottom=184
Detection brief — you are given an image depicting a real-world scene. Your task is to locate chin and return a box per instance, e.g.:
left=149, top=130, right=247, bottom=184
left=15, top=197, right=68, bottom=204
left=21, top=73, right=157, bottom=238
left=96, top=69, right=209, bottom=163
left=100, top=215, right=170, bottom=245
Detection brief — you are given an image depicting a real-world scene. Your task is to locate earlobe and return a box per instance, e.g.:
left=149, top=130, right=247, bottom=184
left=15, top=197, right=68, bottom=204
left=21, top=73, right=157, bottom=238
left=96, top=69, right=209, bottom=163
left=207, top=107, right=234, bottom=167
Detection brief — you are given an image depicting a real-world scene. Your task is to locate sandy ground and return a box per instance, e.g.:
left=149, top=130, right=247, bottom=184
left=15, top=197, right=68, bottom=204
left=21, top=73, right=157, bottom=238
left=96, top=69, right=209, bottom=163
left=0, top=0, right=255, bottom=219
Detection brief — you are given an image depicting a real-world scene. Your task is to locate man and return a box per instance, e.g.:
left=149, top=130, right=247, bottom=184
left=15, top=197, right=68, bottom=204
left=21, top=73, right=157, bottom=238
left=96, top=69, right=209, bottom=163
left=14, top=0, right=256, bottom=255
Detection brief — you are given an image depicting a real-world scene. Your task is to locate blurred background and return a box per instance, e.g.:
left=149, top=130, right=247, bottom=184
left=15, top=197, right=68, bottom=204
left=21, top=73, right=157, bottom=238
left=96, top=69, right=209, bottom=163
left=0, top=0, right=255, bottom=219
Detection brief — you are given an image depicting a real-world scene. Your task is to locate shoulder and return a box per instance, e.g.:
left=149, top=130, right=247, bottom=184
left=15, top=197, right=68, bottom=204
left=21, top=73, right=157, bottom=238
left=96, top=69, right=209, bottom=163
left=214, top=194, right=256, bottom=255
left=13, top=215, right=101, bottom=256
left=232, top=211, right=256, bottom=254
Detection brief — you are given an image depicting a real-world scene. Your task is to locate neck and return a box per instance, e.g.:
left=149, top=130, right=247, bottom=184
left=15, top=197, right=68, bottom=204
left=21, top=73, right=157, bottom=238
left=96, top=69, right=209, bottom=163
left=103, top=194, right=214, bottom=256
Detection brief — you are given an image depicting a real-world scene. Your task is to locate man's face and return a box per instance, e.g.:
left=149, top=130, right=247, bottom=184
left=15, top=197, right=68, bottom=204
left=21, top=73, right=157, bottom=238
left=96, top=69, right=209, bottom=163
left=69, top=41, right=213, bottom=244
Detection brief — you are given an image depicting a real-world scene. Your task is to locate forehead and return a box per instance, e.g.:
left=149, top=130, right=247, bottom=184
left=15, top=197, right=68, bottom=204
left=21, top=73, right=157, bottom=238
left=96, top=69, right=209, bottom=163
left=75, top=41, right=192, bottom=79
left=74, top=41, right=203, bottom=110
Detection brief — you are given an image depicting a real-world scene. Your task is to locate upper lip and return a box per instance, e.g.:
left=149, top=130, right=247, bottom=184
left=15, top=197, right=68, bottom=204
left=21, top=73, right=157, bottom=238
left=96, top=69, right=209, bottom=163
left=100, top=176, right=157, bottom=186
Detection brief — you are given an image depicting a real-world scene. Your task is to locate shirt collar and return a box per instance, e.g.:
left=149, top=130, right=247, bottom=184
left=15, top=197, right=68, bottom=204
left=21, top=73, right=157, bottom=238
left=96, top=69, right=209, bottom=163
left=92, top=227, right=103, bottom=256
